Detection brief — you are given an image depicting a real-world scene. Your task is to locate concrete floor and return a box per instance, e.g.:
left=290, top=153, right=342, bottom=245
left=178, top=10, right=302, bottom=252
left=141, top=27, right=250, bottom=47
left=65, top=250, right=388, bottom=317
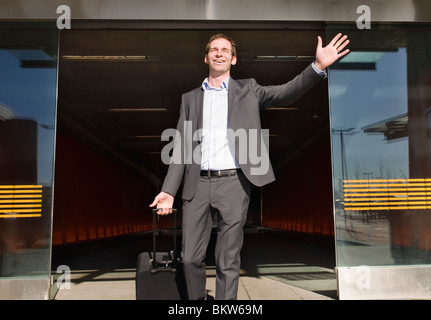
left=52, top=228, right=337, bottom=300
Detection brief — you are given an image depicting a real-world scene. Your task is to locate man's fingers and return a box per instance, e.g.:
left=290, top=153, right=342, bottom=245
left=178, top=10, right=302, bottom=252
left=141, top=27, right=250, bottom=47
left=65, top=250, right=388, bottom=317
left=317, top=35, right=323, bottom=49
left=149, top=198, right=158, bottom=207
left=329, top=33, right=342, bottom=46
left=328, top=34, right=349, bottom=54
left=336, top=39, right=350, bottom=53
left=337, top=48, right=350, bottom=58
left=335, top=36, right=349, bottom=50
left=154, top=207, right=173, bottom=215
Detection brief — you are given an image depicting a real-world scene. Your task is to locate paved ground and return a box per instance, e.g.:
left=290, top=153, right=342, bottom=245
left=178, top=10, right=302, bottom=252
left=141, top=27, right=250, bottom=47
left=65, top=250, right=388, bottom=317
left=52, top=229, right=337, bottom=300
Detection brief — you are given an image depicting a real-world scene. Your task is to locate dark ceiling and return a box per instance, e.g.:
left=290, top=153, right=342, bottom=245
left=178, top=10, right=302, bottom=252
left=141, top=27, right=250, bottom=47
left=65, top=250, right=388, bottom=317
left=57, top=21, right=331, bottom=185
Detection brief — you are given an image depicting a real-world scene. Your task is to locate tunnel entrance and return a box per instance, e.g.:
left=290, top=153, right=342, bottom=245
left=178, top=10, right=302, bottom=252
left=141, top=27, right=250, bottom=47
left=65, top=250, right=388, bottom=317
left=51, top=20, right=336, bottom=299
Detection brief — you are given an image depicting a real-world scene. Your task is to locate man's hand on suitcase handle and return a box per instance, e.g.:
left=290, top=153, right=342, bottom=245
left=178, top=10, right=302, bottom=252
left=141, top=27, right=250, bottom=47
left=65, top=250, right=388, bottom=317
left=150, top=191, right=175, bottom=215
left=151, top=208, right=177, bottom=215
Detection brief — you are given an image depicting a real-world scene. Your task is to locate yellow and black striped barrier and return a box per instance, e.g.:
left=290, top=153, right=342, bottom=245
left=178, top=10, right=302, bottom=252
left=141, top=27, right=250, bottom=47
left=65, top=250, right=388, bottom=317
left=343, top=179, right=431, bottom=211
left=0, top=185, right=43, bottom=218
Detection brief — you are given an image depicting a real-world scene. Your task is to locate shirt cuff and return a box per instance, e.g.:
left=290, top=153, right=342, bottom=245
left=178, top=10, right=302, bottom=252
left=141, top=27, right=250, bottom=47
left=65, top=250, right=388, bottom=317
left=311, top=62, right=328, bottom=79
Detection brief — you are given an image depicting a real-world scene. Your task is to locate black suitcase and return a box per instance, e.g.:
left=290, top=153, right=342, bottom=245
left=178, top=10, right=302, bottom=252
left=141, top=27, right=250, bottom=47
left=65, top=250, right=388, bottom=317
left=135, top=208, right=187, bottom=300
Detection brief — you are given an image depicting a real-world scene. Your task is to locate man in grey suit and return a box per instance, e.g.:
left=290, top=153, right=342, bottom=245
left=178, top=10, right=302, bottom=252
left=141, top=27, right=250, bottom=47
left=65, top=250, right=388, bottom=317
left=150, top=33, right=349, bottom=300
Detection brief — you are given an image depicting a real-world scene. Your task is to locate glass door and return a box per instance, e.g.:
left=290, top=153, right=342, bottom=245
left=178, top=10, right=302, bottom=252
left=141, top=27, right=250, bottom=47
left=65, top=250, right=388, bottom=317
left=0, top=22, right=58, bottom=299
left=328, top=23, right=431, bottom=299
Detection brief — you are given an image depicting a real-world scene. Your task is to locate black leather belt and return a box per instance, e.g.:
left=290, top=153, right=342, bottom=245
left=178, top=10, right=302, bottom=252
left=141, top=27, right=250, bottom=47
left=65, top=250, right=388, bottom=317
left=200, top=169, right=241, bottom=177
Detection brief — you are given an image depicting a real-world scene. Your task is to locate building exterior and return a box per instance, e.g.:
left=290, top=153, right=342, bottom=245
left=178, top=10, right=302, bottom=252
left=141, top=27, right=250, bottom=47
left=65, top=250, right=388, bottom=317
left=1, top=0, right=431, bottom=299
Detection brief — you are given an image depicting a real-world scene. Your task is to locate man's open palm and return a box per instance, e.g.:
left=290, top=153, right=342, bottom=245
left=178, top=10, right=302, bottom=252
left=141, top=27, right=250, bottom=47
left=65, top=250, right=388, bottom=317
left=315, top=33, right=350, bottom=70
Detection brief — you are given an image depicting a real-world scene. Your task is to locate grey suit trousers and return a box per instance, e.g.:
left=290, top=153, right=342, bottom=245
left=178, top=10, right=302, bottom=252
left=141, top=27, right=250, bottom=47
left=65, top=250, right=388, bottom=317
left=181, top=171, right=251, bottom=300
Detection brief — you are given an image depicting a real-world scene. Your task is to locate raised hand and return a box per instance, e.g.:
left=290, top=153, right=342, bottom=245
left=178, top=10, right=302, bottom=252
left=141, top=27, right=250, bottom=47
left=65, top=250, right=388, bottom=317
left=314, top=33, right=350, bottom=71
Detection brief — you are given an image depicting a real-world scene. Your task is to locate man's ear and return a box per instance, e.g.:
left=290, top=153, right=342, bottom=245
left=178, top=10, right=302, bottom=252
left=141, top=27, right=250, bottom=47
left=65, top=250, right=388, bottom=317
left=204, top=55, right=209, bottom=65
left=231, top=56, right=237, bottom=66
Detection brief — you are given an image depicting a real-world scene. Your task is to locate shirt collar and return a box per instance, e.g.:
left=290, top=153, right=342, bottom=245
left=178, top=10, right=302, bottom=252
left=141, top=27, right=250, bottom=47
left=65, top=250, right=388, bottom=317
left=202, top=77, right=230, bottom=91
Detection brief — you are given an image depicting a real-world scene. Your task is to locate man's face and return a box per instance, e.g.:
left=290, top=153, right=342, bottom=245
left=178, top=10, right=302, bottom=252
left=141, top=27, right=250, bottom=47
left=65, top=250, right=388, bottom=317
left=204, top=38, right=237, bottom=77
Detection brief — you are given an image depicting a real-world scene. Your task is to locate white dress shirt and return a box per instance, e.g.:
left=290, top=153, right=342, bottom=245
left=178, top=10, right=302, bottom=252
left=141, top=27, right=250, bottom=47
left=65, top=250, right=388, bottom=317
left=201, top=77, right=240, bottom=171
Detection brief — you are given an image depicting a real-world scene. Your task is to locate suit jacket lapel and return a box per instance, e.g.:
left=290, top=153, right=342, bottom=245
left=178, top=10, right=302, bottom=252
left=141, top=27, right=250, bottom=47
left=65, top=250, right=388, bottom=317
left=195, top=88, right=204, bottom=131
left=227, top=78, right=238, bottom=129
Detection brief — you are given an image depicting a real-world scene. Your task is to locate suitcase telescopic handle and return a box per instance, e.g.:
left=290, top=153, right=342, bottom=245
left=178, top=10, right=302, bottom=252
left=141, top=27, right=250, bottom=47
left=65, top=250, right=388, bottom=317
left=151, top=208, right=178, bottom=268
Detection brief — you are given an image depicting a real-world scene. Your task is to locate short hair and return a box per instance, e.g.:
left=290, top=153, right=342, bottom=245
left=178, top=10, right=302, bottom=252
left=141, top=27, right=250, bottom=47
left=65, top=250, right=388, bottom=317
left=205, top=33, right=237, bottom=57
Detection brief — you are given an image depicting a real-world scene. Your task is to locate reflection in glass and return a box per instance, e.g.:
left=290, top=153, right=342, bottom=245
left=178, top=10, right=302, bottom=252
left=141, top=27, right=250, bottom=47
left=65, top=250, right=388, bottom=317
left=0, top=23, right=58, bottom=282
left=329, top=26, right=431, bottom=267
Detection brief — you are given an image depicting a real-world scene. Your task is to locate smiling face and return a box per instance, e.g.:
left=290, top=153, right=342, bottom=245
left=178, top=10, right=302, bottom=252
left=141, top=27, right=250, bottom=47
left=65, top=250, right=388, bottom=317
left=204, top=37, right=237, bottom=79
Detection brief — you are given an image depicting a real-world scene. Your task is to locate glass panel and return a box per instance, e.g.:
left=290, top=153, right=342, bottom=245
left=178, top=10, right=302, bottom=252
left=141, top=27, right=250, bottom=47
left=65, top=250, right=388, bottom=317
left=328, top=24, right=431, bottom=267
left=0, top=22, right=58, bottom=284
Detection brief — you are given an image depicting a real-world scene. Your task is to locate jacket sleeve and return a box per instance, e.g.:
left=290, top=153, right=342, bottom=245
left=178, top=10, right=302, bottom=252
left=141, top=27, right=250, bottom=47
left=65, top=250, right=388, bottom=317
left=160, top=94, right=188, bottom=197
left=253, top=63, right=324, bottom=110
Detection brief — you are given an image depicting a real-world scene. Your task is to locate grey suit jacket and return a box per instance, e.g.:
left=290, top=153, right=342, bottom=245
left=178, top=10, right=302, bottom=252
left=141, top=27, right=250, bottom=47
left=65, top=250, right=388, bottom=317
left=161, top=64, right=324, bottom=201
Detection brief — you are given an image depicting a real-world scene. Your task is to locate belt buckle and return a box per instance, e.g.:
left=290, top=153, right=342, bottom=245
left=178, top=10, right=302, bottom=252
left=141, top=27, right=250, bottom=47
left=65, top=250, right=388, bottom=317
left=216, top=170, right=222, bottom=177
